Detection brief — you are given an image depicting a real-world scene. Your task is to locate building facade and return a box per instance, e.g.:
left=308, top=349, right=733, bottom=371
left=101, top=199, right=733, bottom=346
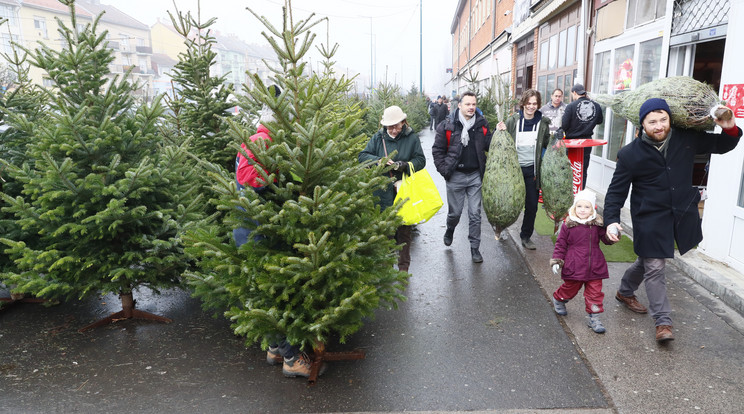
left=449, top=0, right=744, bottom=276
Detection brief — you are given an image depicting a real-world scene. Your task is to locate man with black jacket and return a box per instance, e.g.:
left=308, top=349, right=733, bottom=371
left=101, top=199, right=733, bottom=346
left=434, top=95, right=449, bottom=129
left=561, top=84, right=603, bottom=189
left=604, top=98, right=741, bottom=343
left=432, top=91, right=492, bottom=263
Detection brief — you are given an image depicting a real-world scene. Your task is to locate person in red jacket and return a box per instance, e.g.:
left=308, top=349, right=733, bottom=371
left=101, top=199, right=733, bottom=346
left=550, top=190, right=615, bottom=334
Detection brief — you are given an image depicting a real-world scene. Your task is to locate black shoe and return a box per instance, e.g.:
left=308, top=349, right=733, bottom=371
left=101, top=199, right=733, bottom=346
left=471, top=248, right=483, bottom=263
left=443, top=228, right=454, bottom=246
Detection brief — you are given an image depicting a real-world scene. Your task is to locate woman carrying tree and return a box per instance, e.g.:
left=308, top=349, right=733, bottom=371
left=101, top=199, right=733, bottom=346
left=359, top=105, right=426, bottom=273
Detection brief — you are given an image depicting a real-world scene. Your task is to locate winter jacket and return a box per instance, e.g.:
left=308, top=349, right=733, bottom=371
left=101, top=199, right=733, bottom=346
left=540, top=102, right=566, bottom=134
left=236, top=124, right=272, bottom=189
left=434, top=102, right=449, bottom=128
left=504, top=110, right=551, bottom=185
left=561, top=96, right=603, bottom=139
left=431, top=109, right=492, bottom=181
left=604, top=126, right=742, bottom=258
left=358, top=125, right=426, bottom=209
left=551, top=215, right=612, bottom=282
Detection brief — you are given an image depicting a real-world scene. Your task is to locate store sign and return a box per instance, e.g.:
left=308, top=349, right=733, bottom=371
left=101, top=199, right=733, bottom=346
left=722, top=84, right=744, bottom=119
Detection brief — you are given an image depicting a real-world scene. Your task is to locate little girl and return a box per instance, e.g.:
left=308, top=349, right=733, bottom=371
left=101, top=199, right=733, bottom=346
left=550, top=190, right=615, bottom=333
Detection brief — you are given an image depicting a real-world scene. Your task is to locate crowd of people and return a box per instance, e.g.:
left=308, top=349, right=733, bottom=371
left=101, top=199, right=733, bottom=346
left=236, top=83, right=742, bottom=378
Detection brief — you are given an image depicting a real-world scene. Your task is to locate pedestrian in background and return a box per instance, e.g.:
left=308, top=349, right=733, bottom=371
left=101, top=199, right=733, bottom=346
left=359, top=105, right=426, bottom=273
left=496, top=89, right=550, bottom=251
left=540, top=88, right=567, bottom=135
left=434, top=95, right=449, bottom=129
left=432, top=91, right=492, bottom=263
left=561, top=84, right=603, bottom=189
left=550, top=190, right=615, bottom=334
left=604, top=98, right=741, bottom=343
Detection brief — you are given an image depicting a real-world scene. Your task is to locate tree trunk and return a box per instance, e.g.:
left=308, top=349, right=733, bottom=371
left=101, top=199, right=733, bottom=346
left=78, top=291, right=172, bottom=332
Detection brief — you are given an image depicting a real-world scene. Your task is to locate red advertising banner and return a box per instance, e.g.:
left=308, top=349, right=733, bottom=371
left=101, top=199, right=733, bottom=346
left=722, top=84, right=744, bottom=119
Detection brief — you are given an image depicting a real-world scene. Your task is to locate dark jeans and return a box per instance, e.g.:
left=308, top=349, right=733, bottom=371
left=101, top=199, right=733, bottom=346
left=270, top=339, right=299, bottom=360
left=520, top=165, right=539, bottom=240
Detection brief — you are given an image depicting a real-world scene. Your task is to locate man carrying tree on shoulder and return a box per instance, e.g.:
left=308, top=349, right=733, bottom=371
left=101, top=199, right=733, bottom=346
left=604, top=98, right=741, bottom=343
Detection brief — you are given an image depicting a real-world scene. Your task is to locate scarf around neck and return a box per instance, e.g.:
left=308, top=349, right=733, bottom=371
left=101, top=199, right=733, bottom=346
left=641, top=128, right=672, bottom=158
left=458, top=109, right=476, bottom=146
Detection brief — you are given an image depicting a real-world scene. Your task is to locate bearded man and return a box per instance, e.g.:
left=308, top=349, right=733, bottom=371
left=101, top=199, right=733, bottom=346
left=603, top=98, right=741, bottom=343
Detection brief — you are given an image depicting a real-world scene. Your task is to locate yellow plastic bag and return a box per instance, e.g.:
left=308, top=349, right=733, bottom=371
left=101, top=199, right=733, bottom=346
left=394, top=162, right=443, bottom=225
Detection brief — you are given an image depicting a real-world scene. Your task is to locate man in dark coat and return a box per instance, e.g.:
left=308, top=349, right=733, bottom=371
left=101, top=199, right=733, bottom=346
left=604, top=98, right=741, bottom=343
left=561, top=84, right=604, bottom=189
left=432, top=91, right=492, bottom=263
left=434, top=95, right=449, bottom=129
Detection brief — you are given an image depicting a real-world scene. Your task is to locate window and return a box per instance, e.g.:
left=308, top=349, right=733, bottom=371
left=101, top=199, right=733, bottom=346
left=638, top=37, right=662, bottom=86
left=539, top=41, right=549, bottom=70
left=0, top=32, right=17, bottom=55
left=739, top=160, right=744, bottom=207
left=558, top=30, right=567, bottom=67
left=548, top=34, right=558, bottom=70
left=34, top=17, right=48, bottom=38
left=0, top=5, right=18, bottom=26
left=626, top=0, right=666, bottom=28
left=613, top=45, right=635, bottom=91
left=594, top=51, right=611, bottom=94
left=566, top=25, right=577, bottom=65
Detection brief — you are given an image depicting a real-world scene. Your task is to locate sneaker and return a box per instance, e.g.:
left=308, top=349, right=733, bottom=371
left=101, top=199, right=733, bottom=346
left=282, top=353, right=326, bottom=378
left=266, top=346, right=282, bottom=365
left=471, top=248, right=483, bottom=263
left=443, top=228, right=454, bottom=246
left=521, top=237, right=536, bottom=250
left=587, top=314, right=606, bottom=333
left=552, top=297, right=567, bottom=316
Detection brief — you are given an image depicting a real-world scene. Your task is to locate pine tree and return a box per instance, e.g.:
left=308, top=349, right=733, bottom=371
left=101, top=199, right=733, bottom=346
left=166, top=3, right=235, bottom=172
left=0, top=2, right=205, bottom=328
left=185, top=1, right=408, bottom=357
left=403, top=84, right=430, bottom=132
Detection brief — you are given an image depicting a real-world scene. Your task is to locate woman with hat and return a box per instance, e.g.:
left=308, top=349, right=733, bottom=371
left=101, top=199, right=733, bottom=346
left=359, top=105, right=426, bottom=272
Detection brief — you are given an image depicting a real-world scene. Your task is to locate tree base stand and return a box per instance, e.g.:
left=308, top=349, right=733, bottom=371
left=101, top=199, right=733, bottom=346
left=0, top=293, right=48, bottom=311
left=308, top=342, right=366, bottom=385
left=78, top=292, right=171, bottom=332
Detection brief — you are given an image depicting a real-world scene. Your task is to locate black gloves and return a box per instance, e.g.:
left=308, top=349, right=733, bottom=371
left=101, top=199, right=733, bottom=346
left=391, top=161, right=409, bottom=173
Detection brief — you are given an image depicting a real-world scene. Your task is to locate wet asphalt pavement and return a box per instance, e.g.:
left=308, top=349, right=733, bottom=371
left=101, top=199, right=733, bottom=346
left=2, top=128, right=744, bottom=413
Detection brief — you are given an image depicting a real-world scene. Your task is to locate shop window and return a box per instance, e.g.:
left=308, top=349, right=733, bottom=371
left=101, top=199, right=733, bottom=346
left=537, top=75, right=546, bottom=100
left=566, top=25, right=577, bottom=65
left=594, top=51, right=611, bottom=94
left=558, top=30, right=567, bottom=67
left=607, top=107, right=629, bottom=161
left=638, top=37, right=662, bottom=86
left=539, top=41, right=548, bottom=70
left=593, top=107, right=608, bottom=156
left=548, top=34, right=558, bottom=70
left=613, top=45, right=635, bottom=91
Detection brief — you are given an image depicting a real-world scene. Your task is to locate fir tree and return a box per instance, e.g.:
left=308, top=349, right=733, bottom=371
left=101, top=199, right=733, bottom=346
left=166, top=2, right=235, bottom=172
left=0, top=2, right=205, bottom=328
left=402, top=83, right=430, bottom=132
left=185, top=1, right=408, bottom=355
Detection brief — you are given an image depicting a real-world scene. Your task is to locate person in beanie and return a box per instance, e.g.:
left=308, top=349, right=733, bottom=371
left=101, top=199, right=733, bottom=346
left=604, top=97, right=741, bottom=343
left=550, top=190, right=615, bottom=333
left=561, top=83, right=603, bottom=189
left=359, top=105, right=426, bottom=273
left=432, top=91, right=492, bottom=263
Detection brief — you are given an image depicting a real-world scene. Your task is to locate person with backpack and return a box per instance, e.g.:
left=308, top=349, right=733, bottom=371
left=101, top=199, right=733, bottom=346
left=432, top=91, right=492, bottom=263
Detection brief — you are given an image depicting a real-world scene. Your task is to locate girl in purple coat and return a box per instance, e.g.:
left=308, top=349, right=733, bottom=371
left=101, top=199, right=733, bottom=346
left=550, top=190, right=615, bottom=333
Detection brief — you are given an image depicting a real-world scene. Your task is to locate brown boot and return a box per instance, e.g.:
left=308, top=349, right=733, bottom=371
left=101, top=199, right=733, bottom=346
left=655, top=325, right=674, bottom=342
left=615, top=292, right=648, bottom=314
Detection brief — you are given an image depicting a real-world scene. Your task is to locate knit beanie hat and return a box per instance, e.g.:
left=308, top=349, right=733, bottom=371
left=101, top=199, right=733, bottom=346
left=639, top=98, right=671, bottom=124
left=568, top=189, right=597, bottom=224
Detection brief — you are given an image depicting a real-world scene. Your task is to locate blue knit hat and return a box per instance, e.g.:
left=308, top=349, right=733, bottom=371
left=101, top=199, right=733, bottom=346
left=639, top=98, right=671, bottom=124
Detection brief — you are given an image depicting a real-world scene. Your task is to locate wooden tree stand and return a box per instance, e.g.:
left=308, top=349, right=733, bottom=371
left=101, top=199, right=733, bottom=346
left=308, top=342, right=366, bottom=385
left=78, top=292, right=172, bottom=332
left=0, top=293, right=48, bottom=311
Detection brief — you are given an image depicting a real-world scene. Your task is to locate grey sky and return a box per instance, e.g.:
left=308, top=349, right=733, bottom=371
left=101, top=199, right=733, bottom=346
left=111, top=0, right=456, bottom=96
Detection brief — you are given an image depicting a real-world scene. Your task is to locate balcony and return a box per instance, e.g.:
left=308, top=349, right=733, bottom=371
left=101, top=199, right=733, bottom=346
left=136, top=45, right=152, bottom=54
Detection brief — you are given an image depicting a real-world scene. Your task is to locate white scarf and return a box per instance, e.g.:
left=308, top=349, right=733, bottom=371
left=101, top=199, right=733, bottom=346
left=458, top=109, right=476, bottom=146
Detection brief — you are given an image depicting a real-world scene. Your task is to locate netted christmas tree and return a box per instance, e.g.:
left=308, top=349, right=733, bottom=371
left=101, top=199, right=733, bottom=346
left=165, top=3, right=236, bottom=171
left=0, top=2, right=205, bottom=328
left=185, top=1, right=408, bottom=356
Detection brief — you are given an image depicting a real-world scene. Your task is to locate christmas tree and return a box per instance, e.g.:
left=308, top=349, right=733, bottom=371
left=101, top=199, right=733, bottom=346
left=185, top=0, right=408, bottom=359
left=0, top=2, right=205, bottom=328
left=165, top=3, right=236, bottom=172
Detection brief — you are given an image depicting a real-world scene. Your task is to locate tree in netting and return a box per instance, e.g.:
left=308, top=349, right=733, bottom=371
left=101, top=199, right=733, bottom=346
left=185, top=1, right=408, bottom=376
left=0, top=1, right=206, bottom=329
